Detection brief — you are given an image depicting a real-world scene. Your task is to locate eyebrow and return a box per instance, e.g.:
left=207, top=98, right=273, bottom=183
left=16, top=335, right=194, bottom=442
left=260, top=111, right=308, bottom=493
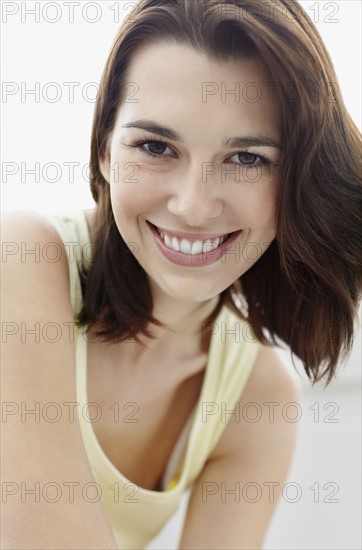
left=122, top=120, right=281, bottom=149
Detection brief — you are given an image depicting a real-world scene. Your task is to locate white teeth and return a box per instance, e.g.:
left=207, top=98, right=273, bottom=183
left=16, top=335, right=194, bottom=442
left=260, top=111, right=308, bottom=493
left=171, top=237, right=180, bottom=251
left=179, top=238, right=191, bottom=254
left=191, top=240, right=203, bottom=255
left=158, top=228, right=229, bottom=255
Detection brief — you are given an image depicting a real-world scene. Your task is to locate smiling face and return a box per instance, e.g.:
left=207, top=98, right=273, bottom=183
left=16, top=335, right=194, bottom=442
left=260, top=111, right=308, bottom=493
left=100, top=42, right=282, bottom=304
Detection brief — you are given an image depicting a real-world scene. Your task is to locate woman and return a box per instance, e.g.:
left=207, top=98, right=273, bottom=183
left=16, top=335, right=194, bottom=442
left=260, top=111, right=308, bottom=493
left=2, top=0, right=361, bottom=548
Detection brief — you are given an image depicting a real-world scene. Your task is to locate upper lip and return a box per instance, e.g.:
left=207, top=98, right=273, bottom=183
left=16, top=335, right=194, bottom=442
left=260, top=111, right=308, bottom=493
left=147, top=221, right=234, bottom=242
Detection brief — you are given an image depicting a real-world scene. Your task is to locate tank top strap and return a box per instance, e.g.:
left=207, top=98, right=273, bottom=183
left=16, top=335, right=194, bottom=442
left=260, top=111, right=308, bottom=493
left=41, top=209, right=92, bottom=318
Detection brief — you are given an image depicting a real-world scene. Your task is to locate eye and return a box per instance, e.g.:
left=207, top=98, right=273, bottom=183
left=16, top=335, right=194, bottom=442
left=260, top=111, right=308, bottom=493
left=132, top=139, right=174, bottom=158
left=227, top=151, right=270, bottom=167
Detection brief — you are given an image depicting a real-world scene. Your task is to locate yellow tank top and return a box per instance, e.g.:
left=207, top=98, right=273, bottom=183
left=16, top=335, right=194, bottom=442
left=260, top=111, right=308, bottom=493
left=43, top=209, right=261, bottom=549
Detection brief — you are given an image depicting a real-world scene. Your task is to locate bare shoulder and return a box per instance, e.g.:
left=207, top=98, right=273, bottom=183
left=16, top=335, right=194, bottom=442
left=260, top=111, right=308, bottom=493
left=211, top=342, right=302, bottom=460
left=1, top=208, right=77, bottom=412
left=1, top=209, right=71, bottom=301
left=2, top=208, right=66, bottom=238
left=243, top=343, right=301, bottom=402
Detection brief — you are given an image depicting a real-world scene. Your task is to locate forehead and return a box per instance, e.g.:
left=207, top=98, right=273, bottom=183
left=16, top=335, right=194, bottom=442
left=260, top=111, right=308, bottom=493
left=115, top=42, right=281, bottom=143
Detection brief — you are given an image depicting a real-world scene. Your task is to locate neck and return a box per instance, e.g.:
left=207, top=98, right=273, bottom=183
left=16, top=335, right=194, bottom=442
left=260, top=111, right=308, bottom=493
left=139, top=289, right=221, bottom=350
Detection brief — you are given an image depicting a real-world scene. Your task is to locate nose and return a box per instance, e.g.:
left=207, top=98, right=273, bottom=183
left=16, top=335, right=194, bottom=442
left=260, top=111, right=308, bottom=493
left=167, top=162, right=223, bottom=226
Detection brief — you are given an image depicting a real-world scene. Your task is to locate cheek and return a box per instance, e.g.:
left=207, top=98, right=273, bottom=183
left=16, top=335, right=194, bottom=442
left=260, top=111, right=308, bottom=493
left=110, top=156, right=163, bottom=205
left=109, top=162, right=140, bottom=215
left=234, top=186, right=277, bottom=229
left=110, top=187, right=160, bottom=221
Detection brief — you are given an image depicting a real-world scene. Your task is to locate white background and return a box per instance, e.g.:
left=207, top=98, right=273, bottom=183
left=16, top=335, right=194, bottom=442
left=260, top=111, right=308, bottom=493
left=1, top=1, right=361, bottom=549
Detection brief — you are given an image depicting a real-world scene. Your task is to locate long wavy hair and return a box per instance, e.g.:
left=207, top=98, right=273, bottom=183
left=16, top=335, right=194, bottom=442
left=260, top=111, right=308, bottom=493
left=76, top=0, right=362, bottom=386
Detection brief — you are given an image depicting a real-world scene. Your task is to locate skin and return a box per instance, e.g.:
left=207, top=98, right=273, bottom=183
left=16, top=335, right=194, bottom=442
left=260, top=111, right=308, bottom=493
left=98, top=41, right=282, bottom=353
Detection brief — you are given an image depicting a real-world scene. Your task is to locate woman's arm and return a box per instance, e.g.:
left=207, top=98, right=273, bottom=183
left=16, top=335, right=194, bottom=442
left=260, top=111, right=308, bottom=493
left=179, top=345, right=301, bottom=549
left=1, top=211, right=118, bottom=549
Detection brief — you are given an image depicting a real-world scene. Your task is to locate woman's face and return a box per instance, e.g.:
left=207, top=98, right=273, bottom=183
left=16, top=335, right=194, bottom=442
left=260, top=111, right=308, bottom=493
left=100, top=42, right=282, bottom=303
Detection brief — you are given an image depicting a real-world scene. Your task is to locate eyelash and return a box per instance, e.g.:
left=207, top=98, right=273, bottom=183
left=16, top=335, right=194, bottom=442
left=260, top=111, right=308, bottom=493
left=130, top=137, right=271, bottom=167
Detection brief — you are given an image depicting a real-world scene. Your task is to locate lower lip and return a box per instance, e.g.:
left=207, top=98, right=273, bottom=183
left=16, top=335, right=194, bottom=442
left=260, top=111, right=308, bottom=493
left=146, top=222, right=242, bottom=267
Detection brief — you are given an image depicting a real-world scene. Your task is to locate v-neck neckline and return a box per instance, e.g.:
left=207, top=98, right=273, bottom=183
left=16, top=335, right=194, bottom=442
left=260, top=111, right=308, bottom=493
left=76, top=303, right=227, bottom=497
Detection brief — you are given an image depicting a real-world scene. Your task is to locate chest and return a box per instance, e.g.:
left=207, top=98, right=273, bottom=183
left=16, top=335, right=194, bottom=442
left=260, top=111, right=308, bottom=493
left=86, top=339, right=207, bottom=491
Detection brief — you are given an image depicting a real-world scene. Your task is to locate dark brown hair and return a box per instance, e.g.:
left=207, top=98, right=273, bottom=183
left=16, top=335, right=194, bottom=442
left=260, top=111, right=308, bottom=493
left=76, top=0, right=362, bottom=386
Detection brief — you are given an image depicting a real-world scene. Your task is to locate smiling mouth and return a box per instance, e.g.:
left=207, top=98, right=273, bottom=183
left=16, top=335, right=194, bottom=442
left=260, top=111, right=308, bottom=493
left=148, top=222, right=239, bottom=255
